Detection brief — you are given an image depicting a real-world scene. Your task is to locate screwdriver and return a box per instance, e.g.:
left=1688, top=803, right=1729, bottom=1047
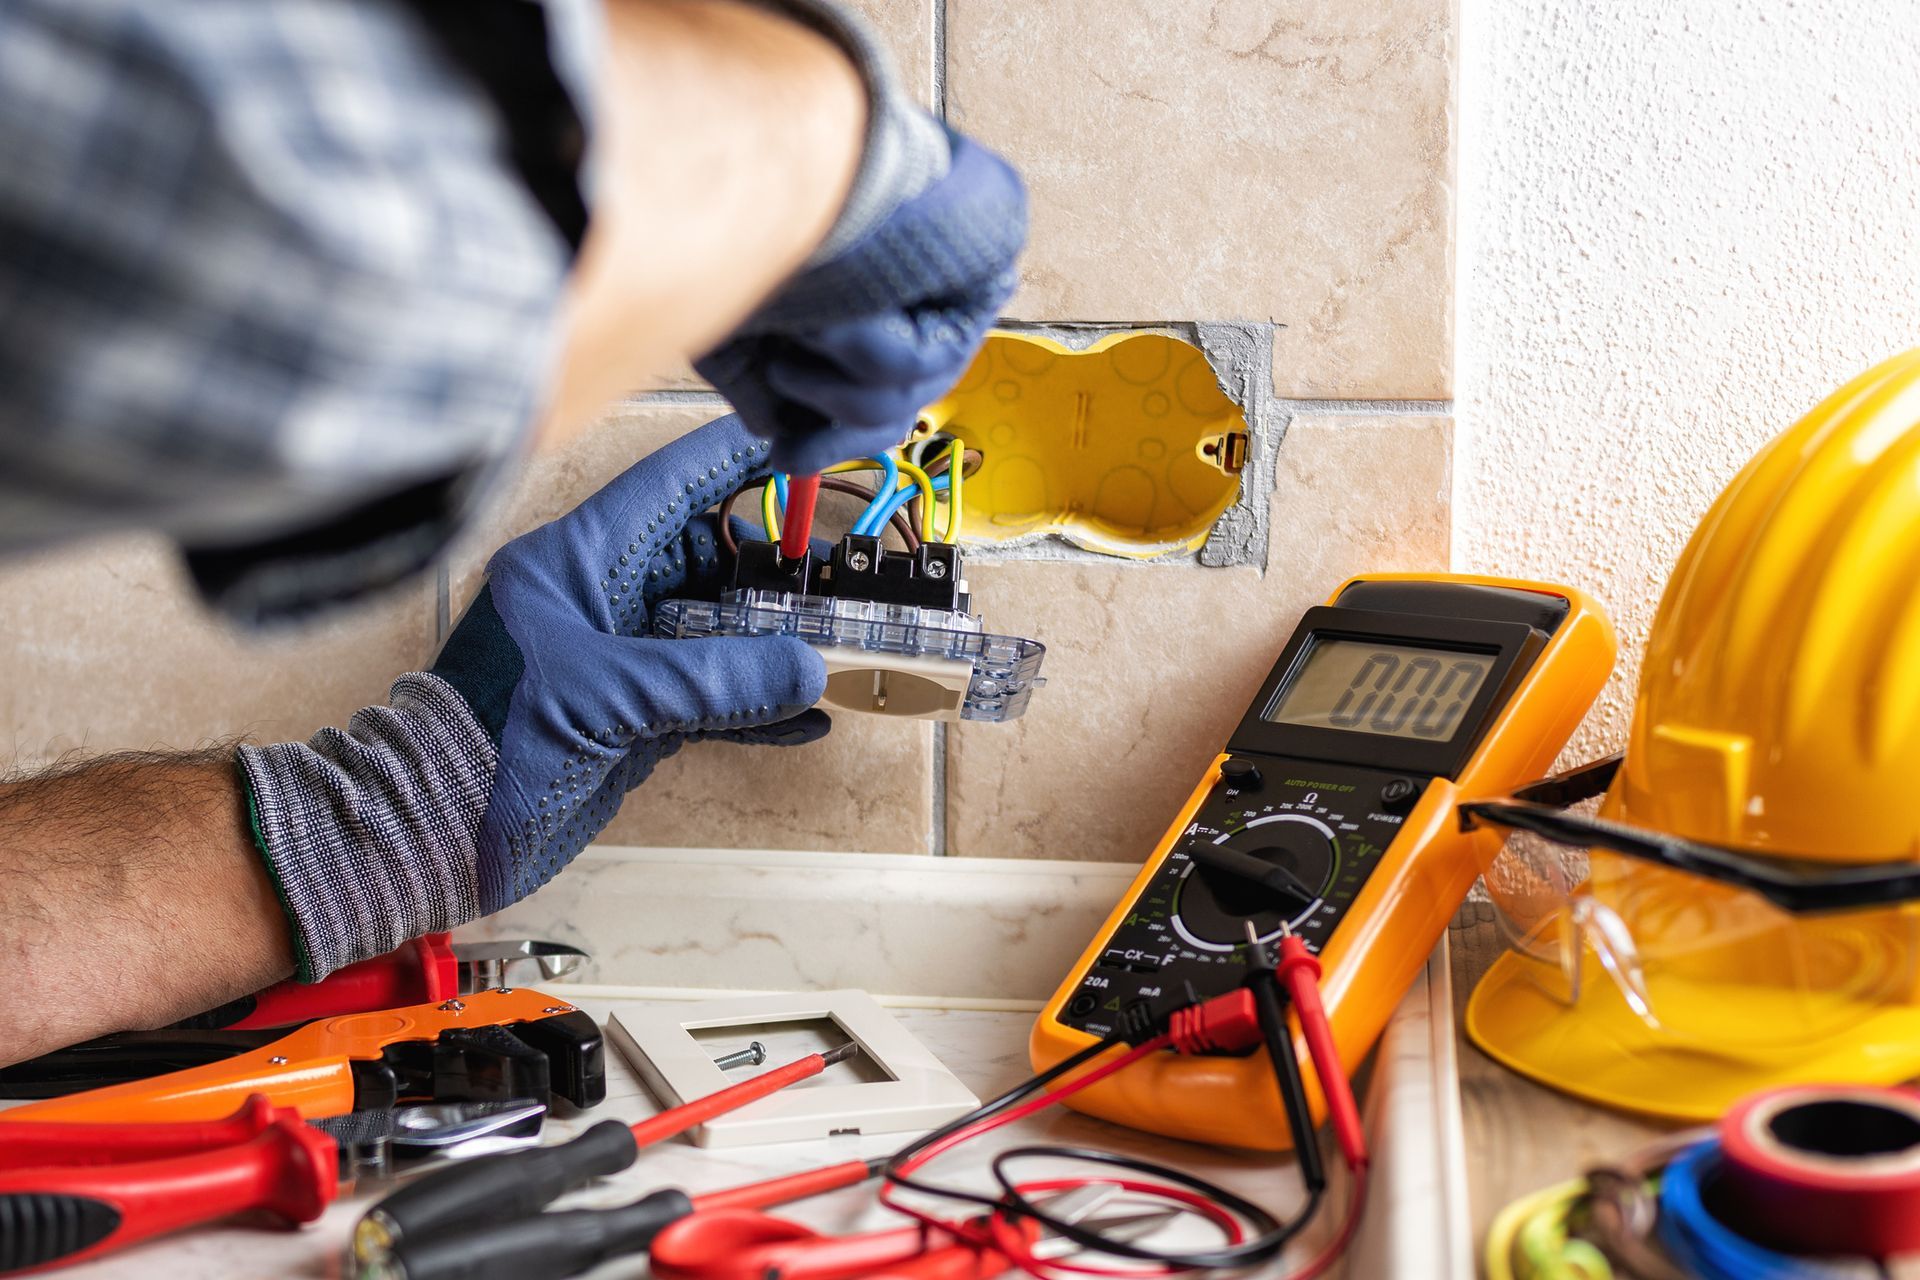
left=370, top=1156, right=884, bottom=1280
left=355, top=1042, right=860, bottom=1262
left=780, top=472, right=822, bottom=563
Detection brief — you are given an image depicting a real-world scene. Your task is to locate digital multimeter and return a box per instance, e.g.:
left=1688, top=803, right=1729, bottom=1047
left=1031, top=574, right=1615, bottom=1150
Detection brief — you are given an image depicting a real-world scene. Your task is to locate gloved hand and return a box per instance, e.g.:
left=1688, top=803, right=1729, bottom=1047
left=239, top=415, right=827, bottom=980
left=697, top=7, right=1025, bottom=474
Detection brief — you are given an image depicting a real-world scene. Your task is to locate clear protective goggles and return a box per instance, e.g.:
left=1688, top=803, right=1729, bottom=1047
left=1461, top=756, right=1920, bottom=1050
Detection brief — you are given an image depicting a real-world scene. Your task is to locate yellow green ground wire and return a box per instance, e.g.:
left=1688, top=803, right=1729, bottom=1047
left=940, top=438, right=964, bottom=543
left=1485, top=1177, right=1612, bottom=1280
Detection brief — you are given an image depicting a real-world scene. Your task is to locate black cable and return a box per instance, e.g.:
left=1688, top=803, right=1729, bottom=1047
left=881, top=1022, right=1328, bottom=1271
left=990, top=1146, right=1316, bottom=1270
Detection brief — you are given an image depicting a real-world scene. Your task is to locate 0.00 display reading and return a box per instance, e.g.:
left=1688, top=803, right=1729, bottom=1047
left=1266, top=639, right=1492, bottom=740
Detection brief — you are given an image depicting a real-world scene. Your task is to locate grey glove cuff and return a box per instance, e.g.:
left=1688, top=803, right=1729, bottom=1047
left=748, top=0, right=950, bottom=263
left=238, top=673, right=496, bottom=981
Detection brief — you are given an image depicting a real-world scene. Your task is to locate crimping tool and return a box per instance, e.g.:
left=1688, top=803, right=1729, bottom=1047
left=0, top=987, right=605, bottom=1124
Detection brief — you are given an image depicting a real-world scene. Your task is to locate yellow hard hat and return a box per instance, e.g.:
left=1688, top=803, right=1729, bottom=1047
left=1467, top=350, right=1920, bottom=1122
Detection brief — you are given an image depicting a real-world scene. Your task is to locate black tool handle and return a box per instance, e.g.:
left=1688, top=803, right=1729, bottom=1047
left=388, top=1189, right=694, bottom=1280
left=364, top=1120, right=637, bottom=1247
left=1249, top=972, right=1327, bottom=1194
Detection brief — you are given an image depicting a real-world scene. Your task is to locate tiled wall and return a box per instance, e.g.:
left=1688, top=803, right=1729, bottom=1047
left=0, top=1, right=1455, bottom=865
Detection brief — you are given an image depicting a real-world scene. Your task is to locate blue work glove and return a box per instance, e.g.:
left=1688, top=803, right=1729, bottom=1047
left=696, top=7, right=1026, bottom=474
left=239, top=415, right=827, bottom=980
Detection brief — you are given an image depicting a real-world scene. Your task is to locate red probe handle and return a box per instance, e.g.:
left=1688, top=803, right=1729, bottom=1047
left=779, top=473, right=822, bottom=563
left=629, top=1050, right=832, bottom=1149
left=0, top=1095, right=286, bottom=1173
left=1277, top=937, right=1368, bottom=1170
left=0, top=1109, right=336, bottom=1275
left=228, top=932, right=459, bottom=1029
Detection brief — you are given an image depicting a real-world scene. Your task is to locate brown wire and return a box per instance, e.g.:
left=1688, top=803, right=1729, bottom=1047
left=715, top=477, right=919, bottom=558
left=908, top=447, right=983, bottom=540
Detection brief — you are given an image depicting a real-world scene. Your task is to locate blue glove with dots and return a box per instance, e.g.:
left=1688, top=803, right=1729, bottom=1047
left=239, top=415, right=826, bottom=980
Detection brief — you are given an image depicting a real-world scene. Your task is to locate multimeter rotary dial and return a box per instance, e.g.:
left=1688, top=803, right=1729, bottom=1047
left=1171, top=813, right=1338, bottom=951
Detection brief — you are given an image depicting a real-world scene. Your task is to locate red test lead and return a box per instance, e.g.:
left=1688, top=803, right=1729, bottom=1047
left=1271, top=921, right=1369, bottom=1173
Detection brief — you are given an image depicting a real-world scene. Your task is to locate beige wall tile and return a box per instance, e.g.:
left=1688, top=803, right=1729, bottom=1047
left=628, top=0, right=937, bottom=393
left=946, top=414, right=1451, bottom=858
left=0, top=538, right=435, bottom=770
left=946, top=0, right=1454, bottom=399
left=453, top=403, right=936, bottom=854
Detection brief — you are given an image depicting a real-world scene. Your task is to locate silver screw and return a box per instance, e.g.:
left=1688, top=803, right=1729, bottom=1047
left=543, top=1005, right=574, bottom=1014
left=439, top=999, right=466, bottom=1013
left=925, top=560, right=948, bottom=579
left=712, top=1041, right=768, bottom=1071
left=269, top=1056, right=289, bottom=1065
left=847, top=551, right=871, bottom=571
left=495, top=987, right=514, bottom=995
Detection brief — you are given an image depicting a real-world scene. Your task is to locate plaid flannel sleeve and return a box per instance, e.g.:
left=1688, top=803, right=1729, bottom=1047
left=0, top=0, right=599, bottom=625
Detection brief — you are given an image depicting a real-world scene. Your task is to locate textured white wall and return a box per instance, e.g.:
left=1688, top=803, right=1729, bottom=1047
left=1456, top=0, right=1920, bottom=755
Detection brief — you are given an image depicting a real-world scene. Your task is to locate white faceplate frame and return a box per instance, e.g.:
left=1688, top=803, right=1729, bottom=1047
left=607, top=989, right=980, bottom=1147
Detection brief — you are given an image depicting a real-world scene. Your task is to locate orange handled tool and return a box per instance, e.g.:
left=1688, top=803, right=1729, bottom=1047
left=0, top=988, right=597, bottom=1125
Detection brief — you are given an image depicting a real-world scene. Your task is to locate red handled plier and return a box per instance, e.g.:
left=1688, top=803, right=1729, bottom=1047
left=177, top=933, right=589, bottom=1031
left=0, top=1094, right=544, bottom=1275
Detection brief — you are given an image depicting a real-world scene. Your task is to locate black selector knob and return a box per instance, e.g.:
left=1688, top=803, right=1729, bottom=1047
left=1380, top=777, right=1421, bottom=811
left=1219, top=758, right=1262, bottom=791
left=1175, top=820, right=1336, bottom=945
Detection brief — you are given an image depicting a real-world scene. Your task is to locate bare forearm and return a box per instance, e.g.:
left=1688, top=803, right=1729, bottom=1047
left=0, top=752, right=293, bottom=1064
left=541, top=0, right=866, bottom=439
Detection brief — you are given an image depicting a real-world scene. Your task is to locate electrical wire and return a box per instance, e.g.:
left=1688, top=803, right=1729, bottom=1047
left=941, top=438, right=965, bottom=542
left=880, top=1032, right=1325, bottom=1274
left=717, top=479, right=920, bottom=557
left=853, top=453, right=900, bottom=536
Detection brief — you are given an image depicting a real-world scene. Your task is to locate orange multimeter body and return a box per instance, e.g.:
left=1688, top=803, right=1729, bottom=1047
left=1030, top=573, right=1614, bottom=1149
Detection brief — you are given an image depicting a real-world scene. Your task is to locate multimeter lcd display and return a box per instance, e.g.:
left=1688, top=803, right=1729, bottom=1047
left=1265, top=638, right=1494, bottom=741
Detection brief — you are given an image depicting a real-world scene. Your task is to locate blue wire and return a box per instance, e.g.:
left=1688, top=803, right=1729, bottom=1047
left=1657, top=1140, right=1855, bottom=1280
left=773, top=472, right=789, bottom=514
left=853, top=454, right=900, bottom=536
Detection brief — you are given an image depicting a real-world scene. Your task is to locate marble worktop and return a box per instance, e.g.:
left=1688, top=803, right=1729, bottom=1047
left=18, top=978, right=1460, bottom=1280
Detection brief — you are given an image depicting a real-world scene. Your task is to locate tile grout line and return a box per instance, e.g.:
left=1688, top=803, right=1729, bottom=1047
left=929, top=722, right=949, bottom=856
left=932, top=0, right=949, bottom=120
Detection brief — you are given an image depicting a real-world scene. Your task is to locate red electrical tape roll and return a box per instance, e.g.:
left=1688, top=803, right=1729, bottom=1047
left=1717, top=1084, right=1920, bottom=1257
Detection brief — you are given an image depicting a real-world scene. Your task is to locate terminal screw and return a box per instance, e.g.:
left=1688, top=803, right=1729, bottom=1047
left=847, top=550, right=872, bottom=571
left=712, top=1041, right=769, bottom=1071
left=925, top=560, right=948, bottom=579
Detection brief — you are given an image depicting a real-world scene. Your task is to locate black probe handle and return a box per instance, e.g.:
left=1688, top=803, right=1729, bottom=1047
left=388, top=1190, right=695, bottom=1280
left=1248, top=973, right=1327, bottom=1194
left=366, top=1120, right=638, bottom=1246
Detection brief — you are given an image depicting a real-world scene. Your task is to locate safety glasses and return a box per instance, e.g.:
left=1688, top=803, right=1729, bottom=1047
left=1462, top=757, right=1920, bottom=1049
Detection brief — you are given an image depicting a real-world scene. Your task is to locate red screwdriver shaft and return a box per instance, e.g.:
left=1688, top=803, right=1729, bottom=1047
left=779, top=473, right=822, bottom=563
left=629, top=1043, right=858, bottom=1150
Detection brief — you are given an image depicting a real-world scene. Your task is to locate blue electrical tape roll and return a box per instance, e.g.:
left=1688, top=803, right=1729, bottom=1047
left=1658, top=1140, right=1861, bottom=1280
